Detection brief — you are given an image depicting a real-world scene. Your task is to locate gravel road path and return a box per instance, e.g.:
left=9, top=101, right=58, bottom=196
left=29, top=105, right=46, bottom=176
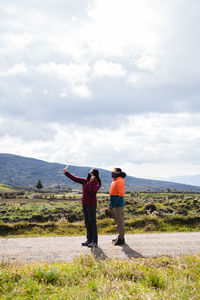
left=0, top=232, right=200, bottom=263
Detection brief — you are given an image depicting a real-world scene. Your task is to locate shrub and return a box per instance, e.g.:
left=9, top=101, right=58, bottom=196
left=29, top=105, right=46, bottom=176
left=145, top=203, right=157, bottom=213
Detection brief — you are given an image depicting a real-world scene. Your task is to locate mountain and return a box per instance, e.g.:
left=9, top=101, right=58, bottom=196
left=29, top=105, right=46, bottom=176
left=167, top=175, right=200, bottom=187
left=0, top=153, right=200, bottom=191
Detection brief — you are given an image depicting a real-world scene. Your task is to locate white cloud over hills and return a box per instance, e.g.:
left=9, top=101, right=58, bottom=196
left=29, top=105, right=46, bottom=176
left=0, top=0, right=200, bottom=181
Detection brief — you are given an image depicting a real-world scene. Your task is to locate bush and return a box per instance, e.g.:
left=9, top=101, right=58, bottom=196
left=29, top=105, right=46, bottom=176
left=145, top=203, right=157, bottom=213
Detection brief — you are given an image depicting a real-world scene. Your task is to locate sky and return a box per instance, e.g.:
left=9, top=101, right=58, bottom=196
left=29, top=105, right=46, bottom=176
left=0, top=0, right=200, bottom=181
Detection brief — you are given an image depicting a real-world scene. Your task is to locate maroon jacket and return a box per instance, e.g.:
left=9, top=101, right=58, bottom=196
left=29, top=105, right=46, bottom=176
left=64, top=170, right=101, bottom=206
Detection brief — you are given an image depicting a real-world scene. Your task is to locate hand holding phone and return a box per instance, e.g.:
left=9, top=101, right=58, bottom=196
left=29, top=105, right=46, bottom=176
left=64, top=165, right=68, bottom=173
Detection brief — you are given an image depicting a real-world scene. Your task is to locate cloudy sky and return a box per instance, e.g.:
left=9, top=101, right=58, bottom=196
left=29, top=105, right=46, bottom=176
left=0, top=0, right=200, bottom=180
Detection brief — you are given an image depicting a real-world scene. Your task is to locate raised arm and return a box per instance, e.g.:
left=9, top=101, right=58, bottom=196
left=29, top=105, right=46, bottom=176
left=64, top=169, right=86, bottom=184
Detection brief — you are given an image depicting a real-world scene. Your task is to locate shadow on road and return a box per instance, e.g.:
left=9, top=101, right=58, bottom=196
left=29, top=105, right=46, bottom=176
left=90, top=247, right=108, bottom=260
left=122, top=243, right=144, bottom=258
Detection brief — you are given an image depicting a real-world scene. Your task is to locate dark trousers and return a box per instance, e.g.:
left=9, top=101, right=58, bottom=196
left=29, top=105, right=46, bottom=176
left=83, top=206, right=98, bottom=244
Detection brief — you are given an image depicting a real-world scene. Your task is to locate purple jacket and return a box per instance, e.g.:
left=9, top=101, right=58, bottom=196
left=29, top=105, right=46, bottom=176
left=64, top=170, right=101, bottom=206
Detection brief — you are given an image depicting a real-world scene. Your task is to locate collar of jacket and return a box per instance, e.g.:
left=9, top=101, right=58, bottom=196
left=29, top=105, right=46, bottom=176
left=113, top=177, right=122, bottom=181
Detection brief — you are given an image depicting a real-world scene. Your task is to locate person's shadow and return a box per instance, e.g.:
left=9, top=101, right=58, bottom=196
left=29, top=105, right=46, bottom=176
left=90, top=247, right=108, bottom=260
left=122, top=243, right=144, bottom=258
left=90, top=244, right=143, bottom=260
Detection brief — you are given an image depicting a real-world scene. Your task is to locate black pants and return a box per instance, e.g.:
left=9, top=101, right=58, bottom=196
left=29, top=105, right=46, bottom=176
left=83, top=206, right=98, bottom=244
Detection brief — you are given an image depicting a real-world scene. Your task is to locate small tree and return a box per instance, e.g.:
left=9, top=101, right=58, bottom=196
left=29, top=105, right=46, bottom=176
left=36, top=179, right=43, bottom=190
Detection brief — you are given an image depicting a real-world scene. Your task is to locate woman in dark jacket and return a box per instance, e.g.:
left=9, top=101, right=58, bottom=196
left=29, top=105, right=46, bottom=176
left=64, top=166, right=101, bottom=248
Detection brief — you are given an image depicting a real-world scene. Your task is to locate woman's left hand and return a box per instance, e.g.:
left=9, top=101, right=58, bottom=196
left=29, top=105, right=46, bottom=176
left=64, top=165, right=68, bottom=174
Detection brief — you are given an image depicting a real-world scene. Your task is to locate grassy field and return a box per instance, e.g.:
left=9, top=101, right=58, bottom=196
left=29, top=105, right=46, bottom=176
left=0, top=188, right=199, bottom=299
left=0, top=190, right=200, bottom=237
left=0, top=254, right=199, bottom=299
left=1, top=216, right=200, bottom=238
left=0, top=184, right=16, bottom=192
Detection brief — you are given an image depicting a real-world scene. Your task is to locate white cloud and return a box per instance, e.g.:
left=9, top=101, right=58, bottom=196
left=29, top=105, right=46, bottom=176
left=1, top=113, right=200, bottom=179
left=22, top=87, right=32, bottom=94
left=0, top=0, right=200, bottom=180
left=83, top=0, right=166, bottom=57
left=72, top=84, right=92, bottom=98
left=0, top=33, right=33, bottom=51
left=59, top=92, right=68, bottom=98
left=0, top=63, right=28, bottom=77
left=2, top=5, right=18, bottom=15
left=0, top=117, right=56, bottom=142
left=36, top=62, right=91, bottom=98
left=134, top=54, right=158, bottom=71
left=93, top=60, right=126, bottom=77
left=43, top=89, right=48, bottom=95
left=47, top=34, right=87, bottom=61
left=126, top=71, right=159, bottom=87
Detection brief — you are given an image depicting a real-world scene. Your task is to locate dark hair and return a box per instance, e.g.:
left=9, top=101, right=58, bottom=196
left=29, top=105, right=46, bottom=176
left=115, top=168, right=122, bottom=173
left=91, top=168, right=101, bottom=185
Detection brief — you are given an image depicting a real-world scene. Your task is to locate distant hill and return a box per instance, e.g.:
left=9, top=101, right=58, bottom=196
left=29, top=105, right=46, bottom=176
left=0, top=153, right=200, bottom=191
left=168, top=175, right=200, bottom=187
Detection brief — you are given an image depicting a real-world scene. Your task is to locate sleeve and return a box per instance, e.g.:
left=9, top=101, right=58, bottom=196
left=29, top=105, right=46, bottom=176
left=88, top=181, right=101, bottom=194
left=64, top=170, right=86, bottom=184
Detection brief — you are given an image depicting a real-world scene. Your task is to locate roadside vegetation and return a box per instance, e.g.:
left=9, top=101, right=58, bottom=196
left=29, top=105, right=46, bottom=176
left=0, top=187, right=200, bottom=237
left=0, top=254, right=199, bottom=299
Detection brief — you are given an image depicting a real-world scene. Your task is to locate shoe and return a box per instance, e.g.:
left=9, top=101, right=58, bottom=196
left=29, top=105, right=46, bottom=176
left=113, top=238, right=125, bottom=246
left=87, top=242, right=98, bottom=248
left=82, top=241, right=91, bottom=246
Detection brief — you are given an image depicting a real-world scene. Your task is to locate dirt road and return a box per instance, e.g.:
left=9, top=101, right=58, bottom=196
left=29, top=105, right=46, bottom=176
left=0, top=232, right=200, bottom=263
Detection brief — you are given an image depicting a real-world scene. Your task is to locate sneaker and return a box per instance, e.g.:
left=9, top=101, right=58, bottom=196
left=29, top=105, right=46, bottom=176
left=87, top=242, right=98, bottom=248
left=113, top=238, right=125, bottom=246
left=82, top=241, right=91, bottom=246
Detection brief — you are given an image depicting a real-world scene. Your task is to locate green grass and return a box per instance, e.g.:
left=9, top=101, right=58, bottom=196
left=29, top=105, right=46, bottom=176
left=0, top=191, right=200, bottom=237
left=0, top=184, right=15, bottom=192
left=0, top=254, right=199, bottom=299
left=0, top=216, right=200, bottom=238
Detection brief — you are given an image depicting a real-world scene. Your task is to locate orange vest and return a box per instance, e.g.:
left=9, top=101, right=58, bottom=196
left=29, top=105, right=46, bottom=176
left=110, top=177, right=125, bottom=197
